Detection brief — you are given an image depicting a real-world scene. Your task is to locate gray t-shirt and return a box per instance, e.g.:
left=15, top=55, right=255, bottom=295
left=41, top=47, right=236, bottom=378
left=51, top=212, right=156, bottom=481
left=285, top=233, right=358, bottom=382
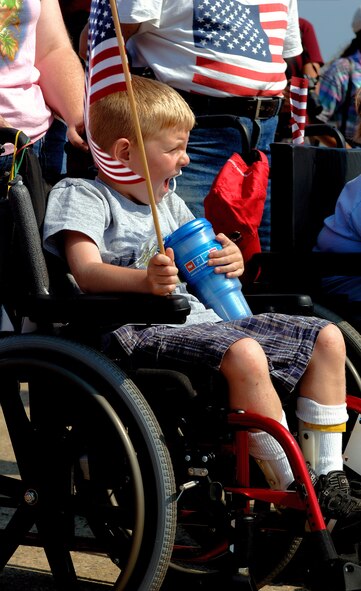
left=43, top=177, right=221, bottom=325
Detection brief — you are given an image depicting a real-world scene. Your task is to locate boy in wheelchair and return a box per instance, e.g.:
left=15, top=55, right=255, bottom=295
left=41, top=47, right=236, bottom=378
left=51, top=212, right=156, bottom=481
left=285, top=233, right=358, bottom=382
left=43, top=75, right=361, bottom=524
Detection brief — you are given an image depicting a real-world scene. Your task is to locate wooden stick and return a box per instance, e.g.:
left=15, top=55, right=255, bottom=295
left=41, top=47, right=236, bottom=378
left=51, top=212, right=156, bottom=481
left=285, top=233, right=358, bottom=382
left=109, top=0, right=165, bottom=254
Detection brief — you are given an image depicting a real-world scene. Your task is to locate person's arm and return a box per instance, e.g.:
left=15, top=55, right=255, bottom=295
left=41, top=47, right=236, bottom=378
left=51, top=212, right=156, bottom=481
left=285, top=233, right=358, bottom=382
left=64, top=230, right=179, bottom=295
left=35, top=0, right=87, bottom=150
left=0, top=115, right=12, bottom=128
left=303, top=62, right=321, bottom=78
left=299, top=18, right=323, bottom=74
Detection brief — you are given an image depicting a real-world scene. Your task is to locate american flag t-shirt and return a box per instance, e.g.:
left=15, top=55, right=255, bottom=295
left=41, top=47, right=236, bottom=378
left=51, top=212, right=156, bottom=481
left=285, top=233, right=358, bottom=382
left=191, top=0, right=289, bottom=96
left=85, top=0, right=143, bottom=184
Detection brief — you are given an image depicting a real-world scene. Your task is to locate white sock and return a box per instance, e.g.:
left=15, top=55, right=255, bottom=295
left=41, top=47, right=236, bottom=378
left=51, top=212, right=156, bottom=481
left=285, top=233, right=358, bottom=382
left=248, top=411, right=294, bottom=490
left=296, top=397, right=348, bottom=476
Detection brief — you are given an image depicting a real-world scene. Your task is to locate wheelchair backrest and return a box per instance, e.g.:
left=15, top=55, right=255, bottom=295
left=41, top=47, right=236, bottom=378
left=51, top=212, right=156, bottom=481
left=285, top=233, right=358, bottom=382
left=0, top=129, right=52, bottom=315
left=270, top=125, right=361, bottom=253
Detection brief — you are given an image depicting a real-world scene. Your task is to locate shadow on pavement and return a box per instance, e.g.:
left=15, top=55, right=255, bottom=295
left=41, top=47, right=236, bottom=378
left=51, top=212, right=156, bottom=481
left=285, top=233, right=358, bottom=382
left=1, top=565, right=113, bottom=590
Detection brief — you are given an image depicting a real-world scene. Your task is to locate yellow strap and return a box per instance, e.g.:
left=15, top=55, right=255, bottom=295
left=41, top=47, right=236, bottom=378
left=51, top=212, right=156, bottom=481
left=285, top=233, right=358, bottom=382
left=9, top=130, right=22, bottom=183
left=302, top=421, right=347, bottom=433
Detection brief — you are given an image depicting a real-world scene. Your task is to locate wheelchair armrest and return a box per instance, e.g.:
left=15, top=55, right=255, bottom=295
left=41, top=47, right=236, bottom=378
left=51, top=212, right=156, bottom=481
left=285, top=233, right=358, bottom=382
left=17, top=292, right=191, bottom=326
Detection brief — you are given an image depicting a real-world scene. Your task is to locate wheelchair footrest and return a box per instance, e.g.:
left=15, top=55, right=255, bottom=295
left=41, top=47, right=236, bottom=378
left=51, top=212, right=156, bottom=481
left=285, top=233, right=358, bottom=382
left=308, top=559, right=361, bottom=591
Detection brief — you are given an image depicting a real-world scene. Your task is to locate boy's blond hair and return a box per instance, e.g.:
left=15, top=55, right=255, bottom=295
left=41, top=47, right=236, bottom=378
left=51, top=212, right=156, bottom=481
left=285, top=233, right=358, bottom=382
left=89, top=75, right=196, bottom=152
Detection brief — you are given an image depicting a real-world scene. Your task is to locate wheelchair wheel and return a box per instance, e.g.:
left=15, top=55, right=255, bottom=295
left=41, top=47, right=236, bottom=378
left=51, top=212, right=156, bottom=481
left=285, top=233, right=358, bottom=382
left=0, top=334, right=176, bottom=591
left=313, top=303, right=361, bottom=396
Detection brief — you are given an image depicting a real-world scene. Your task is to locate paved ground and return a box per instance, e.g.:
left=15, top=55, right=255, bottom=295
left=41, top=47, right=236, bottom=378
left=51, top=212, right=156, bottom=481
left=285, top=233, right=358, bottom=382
left=0, top=386, right=306, bottom=591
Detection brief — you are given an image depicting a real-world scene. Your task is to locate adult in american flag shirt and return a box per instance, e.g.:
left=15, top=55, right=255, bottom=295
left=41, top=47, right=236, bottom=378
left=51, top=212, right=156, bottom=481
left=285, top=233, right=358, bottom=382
left=117, top=0, right=302, bottom=250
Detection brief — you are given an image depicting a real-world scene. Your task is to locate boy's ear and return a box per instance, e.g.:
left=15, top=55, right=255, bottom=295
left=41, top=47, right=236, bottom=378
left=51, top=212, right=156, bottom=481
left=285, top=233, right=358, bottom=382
left=110, top=138, right=131, bottom=163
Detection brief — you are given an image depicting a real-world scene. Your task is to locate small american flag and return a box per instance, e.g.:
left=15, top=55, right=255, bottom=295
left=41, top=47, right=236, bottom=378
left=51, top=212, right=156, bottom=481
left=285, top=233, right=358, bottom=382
left=191, top=0, right=289, bottom=96
left=85, top=0, right=142, bottom=184
left=289, top=76, right=308, bottom=145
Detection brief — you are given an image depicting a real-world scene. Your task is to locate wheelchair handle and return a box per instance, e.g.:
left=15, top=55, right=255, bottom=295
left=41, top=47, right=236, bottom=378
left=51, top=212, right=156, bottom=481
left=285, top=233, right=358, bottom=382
left=304, top=123, right=346, bottom=149
left=0, top=127, right=30, bottom=151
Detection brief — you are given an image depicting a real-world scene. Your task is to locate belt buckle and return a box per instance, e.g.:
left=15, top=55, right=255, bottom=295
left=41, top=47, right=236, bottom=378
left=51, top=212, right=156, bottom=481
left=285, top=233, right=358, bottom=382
left=255, top=98, right=262, bottom=119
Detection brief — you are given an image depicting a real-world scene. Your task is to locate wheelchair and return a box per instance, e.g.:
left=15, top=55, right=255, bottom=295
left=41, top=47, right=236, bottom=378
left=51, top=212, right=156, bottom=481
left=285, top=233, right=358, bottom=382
left=1, top=128, right=361, bottom=591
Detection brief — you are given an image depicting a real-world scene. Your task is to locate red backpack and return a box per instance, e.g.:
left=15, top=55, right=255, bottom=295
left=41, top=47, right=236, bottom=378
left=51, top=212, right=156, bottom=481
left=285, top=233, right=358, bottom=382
left=204, top=149, right=269, bottom=266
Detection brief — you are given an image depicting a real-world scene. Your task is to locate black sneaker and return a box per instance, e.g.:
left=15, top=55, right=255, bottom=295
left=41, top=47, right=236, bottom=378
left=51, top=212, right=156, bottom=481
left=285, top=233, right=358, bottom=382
left=288, top=461, right=319, bottom=491
left=317, top=470, right=361, bottom=520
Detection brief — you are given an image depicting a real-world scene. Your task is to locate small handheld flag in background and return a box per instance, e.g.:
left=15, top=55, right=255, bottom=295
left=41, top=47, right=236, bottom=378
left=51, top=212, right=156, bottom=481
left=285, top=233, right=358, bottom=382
left=289, top=76, right=309, bottom=145
left=85, top=0, right=165, bottom=253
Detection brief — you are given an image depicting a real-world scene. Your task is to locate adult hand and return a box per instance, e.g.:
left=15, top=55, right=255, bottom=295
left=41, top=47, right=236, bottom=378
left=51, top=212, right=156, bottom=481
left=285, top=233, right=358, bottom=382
left=66, top=122, right=88, bottom=151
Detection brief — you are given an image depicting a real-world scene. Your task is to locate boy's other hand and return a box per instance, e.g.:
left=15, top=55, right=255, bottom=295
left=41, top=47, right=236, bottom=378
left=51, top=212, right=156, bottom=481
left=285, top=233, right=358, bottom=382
left=208, top=233, right=244, bottom=278
left=147, top=247, right=179, bottom=295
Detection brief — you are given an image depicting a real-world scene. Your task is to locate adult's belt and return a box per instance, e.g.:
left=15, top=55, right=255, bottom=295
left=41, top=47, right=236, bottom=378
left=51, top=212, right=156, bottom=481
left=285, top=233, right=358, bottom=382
left=177, top=91, right=283, bottom=120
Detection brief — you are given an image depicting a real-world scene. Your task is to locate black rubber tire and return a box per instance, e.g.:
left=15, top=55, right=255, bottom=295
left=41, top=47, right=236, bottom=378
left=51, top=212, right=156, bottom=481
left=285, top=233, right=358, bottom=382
left=0, top=334, right=176, bottom=591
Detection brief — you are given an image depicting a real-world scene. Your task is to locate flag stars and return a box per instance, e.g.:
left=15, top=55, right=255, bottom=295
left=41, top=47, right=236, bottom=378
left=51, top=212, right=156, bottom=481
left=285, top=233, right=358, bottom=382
left=193, top=0, right=271, bottom=61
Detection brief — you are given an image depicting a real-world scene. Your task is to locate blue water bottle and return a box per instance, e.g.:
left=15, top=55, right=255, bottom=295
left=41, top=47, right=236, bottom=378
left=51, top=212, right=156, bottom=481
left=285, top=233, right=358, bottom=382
left=164, top=218, right=252, bottom=321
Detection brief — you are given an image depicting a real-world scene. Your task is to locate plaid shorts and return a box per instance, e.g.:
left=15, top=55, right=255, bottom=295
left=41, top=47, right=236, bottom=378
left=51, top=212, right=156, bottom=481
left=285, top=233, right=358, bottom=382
left=112, top=313, right=330, bottom=394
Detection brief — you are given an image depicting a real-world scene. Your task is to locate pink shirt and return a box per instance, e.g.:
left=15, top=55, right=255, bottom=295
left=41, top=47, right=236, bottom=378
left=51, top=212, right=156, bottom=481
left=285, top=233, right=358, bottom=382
left=0, top=0, right=52, bottom=154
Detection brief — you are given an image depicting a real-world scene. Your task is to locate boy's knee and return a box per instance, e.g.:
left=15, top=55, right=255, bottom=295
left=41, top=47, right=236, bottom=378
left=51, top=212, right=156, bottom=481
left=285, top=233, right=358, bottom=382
left=222, top=338, right=268, bottom=375
left=315, top=324, right=346, bottom=361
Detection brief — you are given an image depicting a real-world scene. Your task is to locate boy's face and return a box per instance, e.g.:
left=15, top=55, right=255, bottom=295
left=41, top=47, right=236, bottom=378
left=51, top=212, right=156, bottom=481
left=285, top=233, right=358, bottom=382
left=124, top=126, right=190, bottom=205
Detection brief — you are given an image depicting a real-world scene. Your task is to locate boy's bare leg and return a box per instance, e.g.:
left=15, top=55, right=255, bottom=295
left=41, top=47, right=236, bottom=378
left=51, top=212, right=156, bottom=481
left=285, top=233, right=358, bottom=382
left=220, top=337, right=283, bottom=416
left=298, top=324, right=346, bottom=405
left=220, top=338, right=292, bottom=489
